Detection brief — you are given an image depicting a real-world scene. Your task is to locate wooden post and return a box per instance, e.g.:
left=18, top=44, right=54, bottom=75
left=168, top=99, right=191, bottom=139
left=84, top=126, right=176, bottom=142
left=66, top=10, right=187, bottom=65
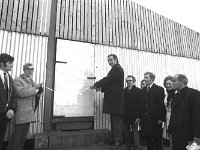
left=43, top=0, right=57, bottom=132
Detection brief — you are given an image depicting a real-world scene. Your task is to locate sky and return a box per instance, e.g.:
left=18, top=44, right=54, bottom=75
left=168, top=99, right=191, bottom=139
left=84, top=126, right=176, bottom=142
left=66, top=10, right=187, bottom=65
left=132, top=0, right=200, bottom=33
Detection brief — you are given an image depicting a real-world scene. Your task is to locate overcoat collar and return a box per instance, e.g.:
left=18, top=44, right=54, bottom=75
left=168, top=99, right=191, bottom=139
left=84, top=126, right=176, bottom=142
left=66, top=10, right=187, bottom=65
left=20, top=74, right=34, bottom=86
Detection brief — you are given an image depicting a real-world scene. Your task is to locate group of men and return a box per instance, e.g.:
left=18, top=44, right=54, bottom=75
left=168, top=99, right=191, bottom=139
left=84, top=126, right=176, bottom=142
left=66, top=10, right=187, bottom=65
left=0, top=53, right=43, bottom=150
left=90, top=54, right=200, bottom=150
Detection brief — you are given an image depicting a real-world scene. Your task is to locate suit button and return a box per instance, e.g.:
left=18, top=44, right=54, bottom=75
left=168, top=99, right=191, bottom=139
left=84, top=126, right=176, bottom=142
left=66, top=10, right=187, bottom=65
left=145, top=104, right=148, bottom=107
left=145, top=113, right=147, bottom=116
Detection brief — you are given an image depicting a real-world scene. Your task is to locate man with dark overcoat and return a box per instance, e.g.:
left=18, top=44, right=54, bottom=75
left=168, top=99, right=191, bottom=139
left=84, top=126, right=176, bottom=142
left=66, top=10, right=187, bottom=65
left=139, top=72, right=166, bottom=150
left=123, top=75, right=141, bottom=150
left=90, top=54, right=125, bottom=148
left=0, top=53, right=17, bottom=150
left=168, top=74, right=200, bottom=150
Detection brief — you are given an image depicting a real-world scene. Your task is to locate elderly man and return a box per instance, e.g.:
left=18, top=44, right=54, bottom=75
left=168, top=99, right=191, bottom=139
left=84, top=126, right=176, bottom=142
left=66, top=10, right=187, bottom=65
left=90, top=54, right=124, bottom=148
left=168, top=74, right=200, bottom=150
left=7, top=63, right=43, bottom=150
left=0, top=53, right=17, bottom=149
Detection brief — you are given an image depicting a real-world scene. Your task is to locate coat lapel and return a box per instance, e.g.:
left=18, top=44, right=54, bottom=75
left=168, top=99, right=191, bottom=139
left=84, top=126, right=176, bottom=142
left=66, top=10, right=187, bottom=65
left=172, top=87, right=187, bottom=108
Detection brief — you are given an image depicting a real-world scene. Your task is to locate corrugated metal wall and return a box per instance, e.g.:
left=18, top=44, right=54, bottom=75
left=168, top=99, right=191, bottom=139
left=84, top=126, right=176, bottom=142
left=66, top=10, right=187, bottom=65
left=0, top=0, right=200, bottom=59
left=94, top=44, right=200, bottom=129
left=0, top=30, right=48, bottom=139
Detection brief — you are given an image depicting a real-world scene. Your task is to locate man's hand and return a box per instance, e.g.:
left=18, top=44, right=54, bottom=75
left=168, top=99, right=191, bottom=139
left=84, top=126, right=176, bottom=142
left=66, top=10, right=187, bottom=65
left=135, top=118, right=140, bottom=124
left=90, top=84, right=95, bottom=89
left=158, top=120, right=163, bottom=124
left=6, top=109, right=14, bottom=119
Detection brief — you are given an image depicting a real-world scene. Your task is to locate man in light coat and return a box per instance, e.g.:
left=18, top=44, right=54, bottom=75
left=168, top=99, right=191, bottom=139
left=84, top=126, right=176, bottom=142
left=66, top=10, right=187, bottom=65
left=7, top=63, right=43, bottom=150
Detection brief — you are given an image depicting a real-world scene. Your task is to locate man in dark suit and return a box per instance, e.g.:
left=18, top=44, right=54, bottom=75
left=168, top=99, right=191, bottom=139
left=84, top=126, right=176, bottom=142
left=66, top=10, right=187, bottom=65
left=123, top=75, right=141, bottom=150
left=0, top=53, right=17, bottom=150
left=90, top=54, right=124, bottom=148
left=168, top=74, right=200, bottom=150
left=139, top=72, right=166, bottom=150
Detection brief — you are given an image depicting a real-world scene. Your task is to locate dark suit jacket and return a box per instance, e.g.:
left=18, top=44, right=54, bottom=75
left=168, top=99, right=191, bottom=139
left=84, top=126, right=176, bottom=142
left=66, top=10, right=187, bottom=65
left=168, top=86, right=200, bottom=150
left=0, top=74, right=17, bottom=120
left=94, top=64, right=125, bottom=114
left=139, top=83, right=166, bottom=135
left=123, top=85, right=140, bottom=122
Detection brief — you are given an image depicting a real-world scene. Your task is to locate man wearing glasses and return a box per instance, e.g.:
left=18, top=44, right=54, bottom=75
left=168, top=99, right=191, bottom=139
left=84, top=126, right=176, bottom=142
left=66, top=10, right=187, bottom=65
left=7, top=63, right=43, bottom=150
left=123, top=75, right=141, bottom=150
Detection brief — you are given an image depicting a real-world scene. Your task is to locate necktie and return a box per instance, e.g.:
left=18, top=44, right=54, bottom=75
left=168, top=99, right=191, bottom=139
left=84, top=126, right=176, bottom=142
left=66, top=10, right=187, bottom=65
left=147, top=86, right=150, bottom=92
left=3, top=73, right=9, bottom=99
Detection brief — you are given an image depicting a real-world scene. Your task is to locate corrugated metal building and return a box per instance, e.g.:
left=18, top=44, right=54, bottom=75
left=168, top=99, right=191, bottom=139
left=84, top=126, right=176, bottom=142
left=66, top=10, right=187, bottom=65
left=0, top=0, right=200, bottom=141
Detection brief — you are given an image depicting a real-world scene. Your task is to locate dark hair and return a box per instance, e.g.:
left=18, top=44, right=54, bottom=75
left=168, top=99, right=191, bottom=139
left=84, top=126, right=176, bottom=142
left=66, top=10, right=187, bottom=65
left=176, top=74, right=188, bottom=85
left=141, top=79, right=145, bottom=83
left=163, top=75, right=173, bottom=87
left=107, top=54, right=119, bottom=64
left=144, top=72, right=155, bottom=81
left=0, top=53, right=14, bottom=66
left=126, top=75, right=136, bottom=83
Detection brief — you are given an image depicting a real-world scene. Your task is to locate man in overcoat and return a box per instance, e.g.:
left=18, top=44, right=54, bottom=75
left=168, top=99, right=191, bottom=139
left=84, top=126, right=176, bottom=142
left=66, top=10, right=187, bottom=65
left=139, top=72, right=166, bottom=150
left=7, top=63, right=43, bottom=150
left=90, top=54, right=125, bottom=148
left=168, top=74, right=200, bottom=150
left=0, top=53, right=17, bottom=150
left=123, top=75, right=141, bottom=150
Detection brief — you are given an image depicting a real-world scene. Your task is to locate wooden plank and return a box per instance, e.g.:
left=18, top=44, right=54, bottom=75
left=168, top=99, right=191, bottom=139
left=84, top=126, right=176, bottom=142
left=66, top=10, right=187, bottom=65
left=55, top=0, right=61, bottom=37
left=36, top=0, right=43, bottom=34
left=124, top=0, right=128, bottom=48
left=31, top=0, right=38, bottom=34
left=59, top=0, right=66, bottom=38
left=87, top=0, right=91, bottom=42
left=27, top=0, right=34, bottom=33
left=115, top=0, right=119, bottom=47
left=1, top=0, right=9, bottom=29
left=92, top=0, right=96, bottom=43
left=0, top=0, right=3, bottom=21
left=45, top=0, right=52, bottom=35
left=132, top=2, right=137, bottom=49
left=111, top=0, right=116, bottom=46
left=121, top=0, right=125, bottom=48
left=105, top=0, right=109, bottom=45
left=98, top=0, right=103, bottom=44
left=5, top=0, right=14, bottom=31
left=76, top=0, right=81, bottom=40
left=16, top=0, right=24, bottom=32
left=11, top=0, right=19, bottom=32
left=102, top=0, right=106, bottom=44
left=72, top=0, right=77, bottom=40
left=80, top=0, right=84, bottom=41
left=84, top=0, right=88, bottom=41
left=21, top=0, right=29, bottom=32
left=108, top=0, right=113, bottom=46
left=145, top=9, right=151, bottom=51
left=126, top=0, right=132, bottom=48
left=63, top=0, right=70, bottom=38
left=41, top=0, right=48, bottom=35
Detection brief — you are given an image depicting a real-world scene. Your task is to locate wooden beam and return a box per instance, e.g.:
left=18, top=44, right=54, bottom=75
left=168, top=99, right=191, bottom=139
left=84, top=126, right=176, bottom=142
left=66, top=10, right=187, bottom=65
left=43, top=0, right=57, bottom=132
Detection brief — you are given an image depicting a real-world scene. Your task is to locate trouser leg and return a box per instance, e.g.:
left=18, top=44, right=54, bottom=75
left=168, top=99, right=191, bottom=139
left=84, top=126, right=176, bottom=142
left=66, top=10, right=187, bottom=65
left=0, top=119, right=7, bottom=150
left=110, top=114, right=123, bottom=144
left=7, top=123, right=30, bottom=150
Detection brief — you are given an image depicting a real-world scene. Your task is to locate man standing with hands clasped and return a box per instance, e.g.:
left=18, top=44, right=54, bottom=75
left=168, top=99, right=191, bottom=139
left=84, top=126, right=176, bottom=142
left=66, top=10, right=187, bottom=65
left=139, top=72, right=166, bottom=150
left=168, top=74, right=200, bottom=150
left=90, top=54, right=125, bottom=149
left=0, top=53, right=17, bottom=150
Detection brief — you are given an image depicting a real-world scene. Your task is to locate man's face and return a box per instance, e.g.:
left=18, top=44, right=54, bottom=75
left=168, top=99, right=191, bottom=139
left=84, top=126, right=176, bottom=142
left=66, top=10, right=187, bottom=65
left=172, top=75, right=181, bottom=90
left=1, top=61, right=13, bottom=72
left=144, top=74, right=153, bottom=86
left=107, top=56, right=117, bottom=67
left=24, top=65, right=34, bottom=77
left=126, top=77, right=134, bottom=87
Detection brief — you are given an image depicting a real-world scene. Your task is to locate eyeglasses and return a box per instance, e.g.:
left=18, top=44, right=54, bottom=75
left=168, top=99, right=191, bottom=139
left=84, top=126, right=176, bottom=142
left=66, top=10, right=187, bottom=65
left=126, top=80, right=133, bottom=82
left=25, top=68, right=34, bottom=71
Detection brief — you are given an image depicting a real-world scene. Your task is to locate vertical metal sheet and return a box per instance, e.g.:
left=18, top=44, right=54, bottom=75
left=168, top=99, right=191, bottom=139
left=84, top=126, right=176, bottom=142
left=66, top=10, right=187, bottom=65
left=0, top=30, right=48, bottom=139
